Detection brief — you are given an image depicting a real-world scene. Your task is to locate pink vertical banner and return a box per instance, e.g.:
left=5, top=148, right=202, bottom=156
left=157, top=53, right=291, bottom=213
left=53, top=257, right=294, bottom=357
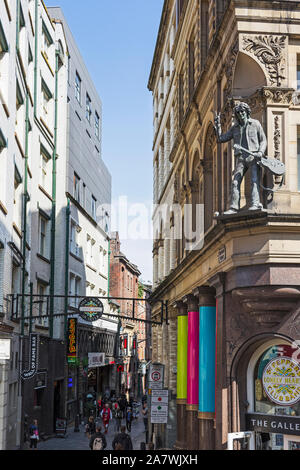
left=187, top=311, right=199, bottom=405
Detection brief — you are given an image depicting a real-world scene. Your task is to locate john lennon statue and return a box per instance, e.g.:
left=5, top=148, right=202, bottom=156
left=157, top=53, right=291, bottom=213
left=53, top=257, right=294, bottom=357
left=214, top=102, right=267, bottom=215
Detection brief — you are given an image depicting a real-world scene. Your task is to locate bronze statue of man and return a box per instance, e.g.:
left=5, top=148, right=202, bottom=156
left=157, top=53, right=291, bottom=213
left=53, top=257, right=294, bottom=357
left=214, top=102, right=267, bottom=215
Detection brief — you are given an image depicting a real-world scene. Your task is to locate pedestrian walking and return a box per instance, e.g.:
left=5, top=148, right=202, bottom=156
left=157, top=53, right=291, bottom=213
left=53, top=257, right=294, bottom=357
left=142, top=402, right=148, bottom=432
left=89, top=424, right=107, bottom=451
left=126, top=406, right=133, bottom=433
left=101, top=403, right=112, bottom=434
left=29, top=419, right=39, bottom=450
left=97, top=395, right=104, bottom=417
left=118, top=395, right=127, bottom=419
left=112, top=425, right=133, bottom=450
left=85, top=416, right=96, bottom=438
left=113, top=402, right=123, bottom=432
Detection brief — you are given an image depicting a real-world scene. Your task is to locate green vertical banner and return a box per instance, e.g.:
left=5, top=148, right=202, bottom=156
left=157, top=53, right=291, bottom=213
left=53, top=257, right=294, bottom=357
left=177, top=315, right=188, bottom=399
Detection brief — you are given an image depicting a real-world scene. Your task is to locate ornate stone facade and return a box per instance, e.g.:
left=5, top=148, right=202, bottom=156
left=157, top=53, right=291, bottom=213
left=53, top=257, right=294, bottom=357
left=148, top=0, right=300, bottom=451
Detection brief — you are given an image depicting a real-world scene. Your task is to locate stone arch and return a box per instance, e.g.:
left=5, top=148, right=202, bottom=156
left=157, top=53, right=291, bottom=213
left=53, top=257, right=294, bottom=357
left=233, top=52, right=267, bottom=99
left=229, top=332, right=296, bottom=434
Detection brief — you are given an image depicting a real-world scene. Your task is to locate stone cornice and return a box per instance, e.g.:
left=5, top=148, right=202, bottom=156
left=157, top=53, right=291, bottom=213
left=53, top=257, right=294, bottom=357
left=148, top=0, right=173, bottom=92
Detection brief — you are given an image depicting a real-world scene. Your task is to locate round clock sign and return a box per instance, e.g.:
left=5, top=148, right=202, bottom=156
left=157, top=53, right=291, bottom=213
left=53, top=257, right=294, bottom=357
left=262, top=356, right=300, bottom=406
left=78, top=298, right=104, bottom=322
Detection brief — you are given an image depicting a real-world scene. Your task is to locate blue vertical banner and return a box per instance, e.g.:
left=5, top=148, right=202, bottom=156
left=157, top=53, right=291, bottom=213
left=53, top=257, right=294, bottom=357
left=199, top=306, right=216, bottom=413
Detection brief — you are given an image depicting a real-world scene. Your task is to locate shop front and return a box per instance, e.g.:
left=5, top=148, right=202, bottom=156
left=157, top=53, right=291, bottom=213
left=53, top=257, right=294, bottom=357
left=235, top=339, right=300, bottom=450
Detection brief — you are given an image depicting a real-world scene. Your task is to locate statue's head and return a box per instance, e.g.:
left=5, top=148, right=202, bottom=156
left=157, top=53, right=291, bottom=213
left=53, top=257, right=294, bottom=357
left=234, top=102, right=251, bottom=125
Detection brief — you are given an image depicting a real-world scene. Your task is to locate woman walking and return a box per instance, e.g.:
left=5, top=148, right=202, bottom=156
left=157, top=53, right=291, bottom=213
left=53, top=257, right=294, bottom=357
left=29, top=419, right=39, bottom=450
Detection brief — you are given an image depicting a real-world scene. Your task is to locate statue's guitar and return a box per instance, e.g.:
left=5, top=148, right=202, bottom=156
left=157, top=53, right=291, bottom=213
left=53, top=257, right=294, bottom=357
left=234, top=144, right=286, bottom=176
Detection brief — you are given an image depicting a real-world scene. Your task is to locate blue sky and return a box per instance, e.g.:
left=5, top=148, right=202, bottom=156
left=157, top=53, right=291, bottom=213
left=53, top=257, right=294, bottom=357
left=46, top=0, right=164, bottom=282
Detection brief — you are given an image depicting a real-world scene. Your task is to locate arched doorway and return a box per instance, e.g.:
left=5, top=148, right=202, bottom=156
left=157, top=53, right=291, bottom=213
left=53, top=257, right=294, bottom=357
left=233, top=336, right=300, bottom=450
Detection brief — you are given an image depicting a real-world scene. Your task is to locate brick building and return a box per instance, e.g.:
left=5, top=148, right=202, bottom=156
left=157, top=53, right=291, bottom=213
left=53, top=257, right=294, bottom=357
left=109, top=232, right=142, bottom=398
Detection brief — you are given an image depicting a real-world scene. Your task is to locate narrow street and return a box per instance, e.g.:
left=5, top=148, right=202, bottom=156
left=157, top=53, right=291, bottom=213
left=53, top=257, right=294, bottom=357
left=26, top=414, right=147, bottom=451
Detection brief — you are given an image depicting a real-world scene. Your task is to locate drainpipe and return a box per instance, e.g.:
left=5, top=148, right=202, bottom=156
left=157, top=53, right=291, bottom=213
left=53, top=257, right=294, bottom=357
left=21, top=93, right=29, bottom=336
left=49, top=50, right=59, bottom=338
left=64, top=198, right=70, bottom=339
left=34, top=0, right=38, bottom=116
left=16, top=0, right=20, bottom=52
left=19, top=92, right=29, bottom=450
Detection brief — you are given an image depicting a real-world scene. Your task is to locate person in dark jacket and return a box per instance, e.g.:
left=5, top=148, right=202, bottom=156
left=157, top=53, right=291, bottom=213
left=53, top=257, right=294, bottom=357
left=85, top=416, right=96, bottom=438
left=112, top=425, right=133, bottom=450
left=89, top=425, right=107, bottom=450
left=118, top=395, right=127, bottom=419
left=126, top=407, right=133, bottom=433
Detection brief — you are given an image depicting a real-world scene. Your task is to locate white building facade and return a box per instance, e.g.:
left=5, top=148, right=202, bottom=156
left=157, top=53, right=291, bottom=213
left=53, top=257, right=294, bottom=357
left=0, top=1, right=115, bottom=449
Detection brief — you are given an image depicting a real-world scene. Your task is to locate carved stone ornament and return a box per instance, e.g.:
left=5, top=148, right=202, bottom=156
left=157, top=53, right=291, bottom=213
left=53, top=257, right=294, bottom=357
left=262, top=87, right=294, bottom=105
left=243, top=35, right=286, bottom=87
left=274, top=115, right=281, bottom=161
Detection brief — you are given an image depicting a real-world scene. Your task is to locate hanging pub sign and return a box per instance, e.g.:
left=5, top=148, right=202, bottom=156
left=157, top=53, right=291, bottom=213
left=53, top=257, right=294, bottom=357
left=21, top=333, right=39, bottom=380
left=67, top=318, right=77, bottom=364
left=78, top=297, right=104, bottom=322
left=262, top=356, right=300, bottom=406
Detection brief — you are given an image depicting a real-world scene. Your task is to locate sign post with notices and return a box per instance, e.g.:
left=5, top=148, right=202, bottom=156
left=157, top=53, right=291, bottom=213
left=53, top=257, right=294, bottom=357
left=151, top=389, right=169, bottom=424
left=148, top=363, right=164, bottom=390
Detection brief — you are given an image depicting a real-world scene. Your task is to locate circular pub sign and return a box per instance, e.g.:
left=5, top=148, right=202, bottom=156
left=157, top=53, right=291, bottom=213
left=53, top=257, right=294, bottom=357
left=262, top=356, right=300, bottom=406
left=78, top=298, right=104, bottom=322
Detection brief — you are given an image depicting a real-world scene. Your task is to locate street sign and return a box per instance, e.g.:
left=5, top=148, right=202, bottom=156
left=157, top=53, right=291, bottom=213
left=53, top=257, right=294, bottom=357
left=151, top=390, right=169, bottom=424
left=151, top=389, right=169, bottom=404
left=88, top=352, right=105, bottom=368
left=149, top=363, right=164, bottom=390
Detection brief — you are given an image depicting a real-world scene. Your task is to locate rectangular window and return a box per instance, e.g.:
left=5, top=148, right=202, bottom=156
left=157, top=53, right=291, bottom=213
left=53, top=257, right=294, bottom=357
left=40, top=144, right=51, bottom=192
left=176, top=0, right=185, bottom=27
left=37, top=283, right=49, bottom=328
left=86, top=93, right=92, bottom=123
left=42, top=21, right=53, bottom=59
left=82, top=183, right=86, bottom=209
left=178, top=71, right=184, bottom=127
left=188, top=39, right=195, bottom=101
left=70, top=221, right=81, bottom=257
left=12, top=262, right=20, bottom=296
left=74, top=172, right=80, bottom=203
left=0, top=20, right=9, bottom=54
left=95, top=111, right=100, bottom=139
left=41, top=78, right=53, bottom=125
left=39, top=215, right=47, bottom=257
left=75, top=72, right=81, bottom=103
left=91, top=195, right=96, bottom=219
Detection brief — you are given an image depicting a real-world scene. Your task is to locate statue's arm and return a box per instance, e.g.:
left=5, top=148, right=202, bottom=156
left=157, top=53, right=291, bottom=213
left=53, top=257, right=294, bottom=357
left=257, top=122, right=267, bottom=156
left=214, top=113, right=234, bottom=144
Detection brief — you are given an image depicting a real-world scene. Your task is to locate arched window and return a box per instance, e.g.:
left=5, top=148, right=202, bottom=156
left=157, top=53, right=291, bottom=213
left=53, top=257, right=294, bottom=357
left=203, top=124, right=216, bottom=232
